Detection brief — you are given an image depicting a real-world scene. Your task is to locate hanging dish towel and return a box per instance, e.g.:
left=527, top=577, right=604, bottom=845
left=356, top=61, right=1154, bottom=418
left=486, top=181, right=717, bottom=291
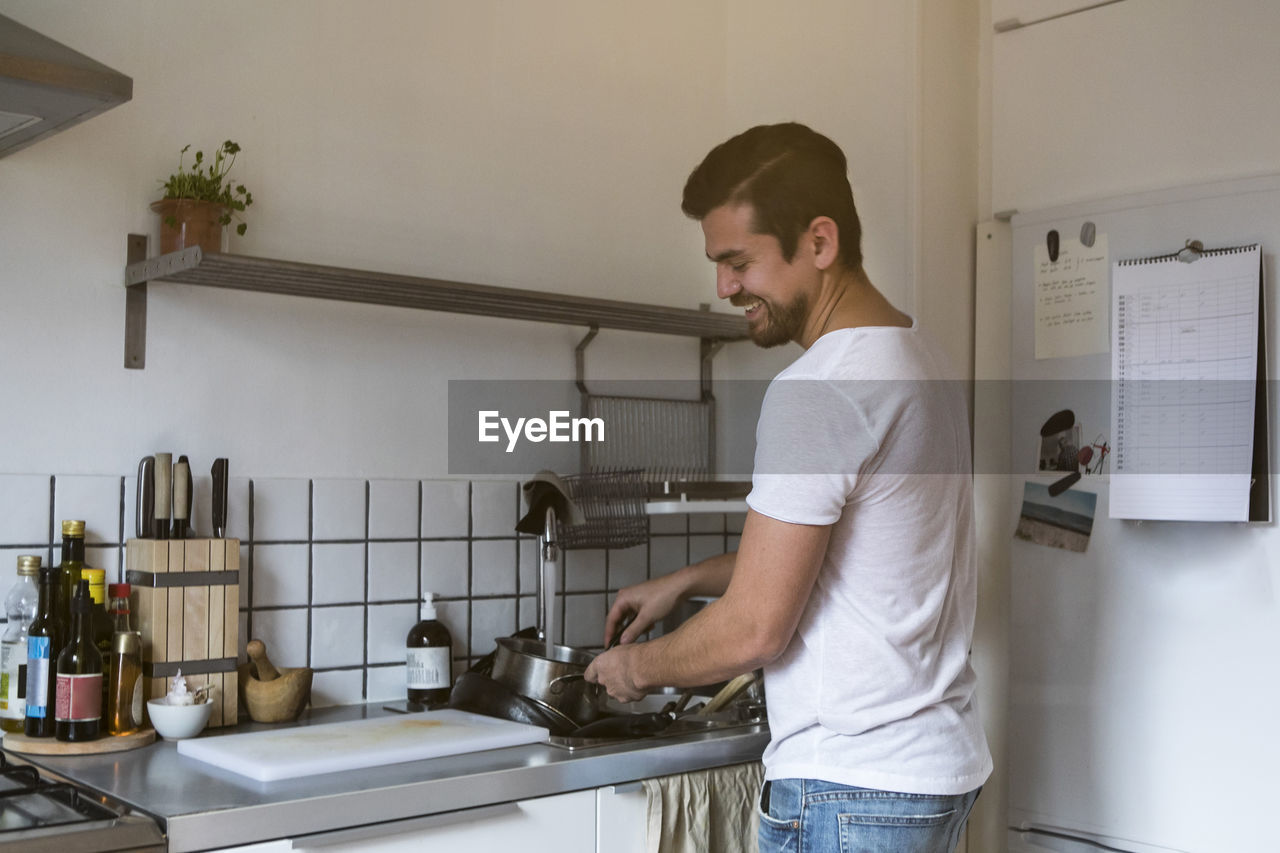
left=643, top=762, right=764, bottom=853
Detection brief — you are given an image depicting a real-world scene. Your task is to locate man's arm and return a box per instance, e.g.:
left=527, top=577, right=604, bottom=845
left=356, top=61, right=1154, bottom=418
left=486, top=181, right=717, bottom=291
left=585, top=508, right=830, bottom=701
left=603, top=550, right=737, bottom=646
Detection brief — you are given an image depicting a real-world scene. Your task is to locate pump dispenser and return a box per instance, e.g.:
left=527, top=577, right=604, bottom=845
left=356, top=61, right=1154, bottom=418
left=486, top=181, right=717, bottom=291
left=405, top=593, right=452, bottom=708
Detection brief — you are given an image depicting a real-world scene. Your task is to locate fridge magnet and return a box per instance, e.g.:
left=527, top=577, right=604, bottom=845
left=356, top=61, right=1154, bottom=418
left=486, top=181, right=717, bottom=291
left=1014, top=481, right=1097, bottom=554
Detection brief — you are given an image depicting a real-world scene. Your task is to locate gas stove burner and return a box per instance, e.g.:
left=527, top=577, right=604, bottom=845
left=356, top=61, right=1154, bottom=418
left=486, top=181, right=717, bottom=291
left=0, top=752, right=165, bottom=851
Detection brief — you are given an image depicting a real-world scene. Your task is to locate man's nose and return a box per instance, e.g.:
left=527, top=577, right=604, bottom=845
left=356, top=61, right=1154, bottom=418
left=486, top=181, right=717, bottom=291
left=716, top=266, right=740, bottom=299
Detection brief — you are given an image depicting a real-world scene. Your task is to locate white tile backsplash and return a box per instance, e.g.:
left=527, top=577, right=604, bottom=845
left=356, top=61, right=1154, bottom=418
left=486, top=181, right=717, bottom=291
left=311, top=605, right=365, bottom=668
left=369, top=480, right=419, bottom=539
left=518, top=537, right=538, bottom=595
left=367, top=602, right=416, bottom=664
left=367, top=664, right=407, bottom=703
left=313, top=479, right=366, bottom=540
left=471, top=539, right=516, bottom=596
left=226, top=476, right=252, bottom=541
left=470, top=597, right=516, bottom=658
left=368, top=541, right=418, bottom=602
left=649, top=536, right=688, bottom=575
left=434, top=599, right=469, bottom=657
left=564, top=548, right=606, bottom=592
left=252, top=544, right=310, bottom=607
left=608, top=544, right=648, bottom=590
left=689, top=513, right=726, bottom=534
left=311, top=543, right=365, bottom=604
left=421, top=480, right=469, bottom=538
left=420, top=540, right=469, bottom=599
left=85, top=545, right=121, bottom=582
left=250, top=607, right=309, bottom=669
left=52, top=475, right=120, bottom=544
left=252, top=479, right=310, bottom=541
left=311, top=669, right=364, bottom=708
left=564, top=593, right=606, bottom=649
left=0, top=470, right=729, bottom=705
left=0, top=475, right=50, bottom=543
left=470, top=481, right=517, bottom=538
left=689, top=535, right=726, bottom=564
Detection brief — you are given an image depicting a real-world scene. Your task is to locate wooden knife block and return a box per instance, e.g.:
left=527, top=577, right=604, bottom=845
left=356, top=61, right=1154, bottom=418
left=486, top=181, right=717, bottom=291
left=125, top=538, right=240, bottom=728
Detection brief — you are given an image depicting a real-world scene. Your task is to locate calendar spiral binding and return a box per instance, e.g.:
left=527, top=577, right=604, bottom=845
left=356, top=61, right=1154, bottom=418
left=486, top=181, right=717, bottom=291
left=1117, top=240, right=1259, bottom=265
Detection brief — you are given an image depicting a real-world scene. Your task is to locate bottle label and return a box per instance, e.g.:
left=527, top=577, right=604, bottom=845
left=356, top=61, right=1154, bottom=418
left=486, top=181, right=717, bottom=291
left=55, top=672, right=102, bottom=722
left=24, top=637, right=50, bottom=719
left=1, top=640, right=26, bottom=718
left=406, top=646, right=451, bottom=689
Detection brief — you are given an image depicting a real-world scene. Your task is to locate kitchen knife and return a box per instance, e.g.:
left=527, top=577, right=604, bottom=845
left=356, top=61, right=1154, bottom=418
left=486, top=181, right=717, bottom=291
left=154, top=452, right=172, bottom=540
left=211, top=458, right=228, bottom=539
left=136, top=456, right=155, bottom=539
left=173, top=456, right=191, bottom=539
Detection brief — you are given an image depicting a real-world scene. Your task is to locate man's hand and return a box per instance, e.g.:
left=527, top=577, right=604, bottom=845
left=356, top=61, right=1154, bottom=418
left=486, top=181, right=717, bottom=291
left=603, top=574, right=685, bottom=647
left=584, top=643, right=646, bottom=703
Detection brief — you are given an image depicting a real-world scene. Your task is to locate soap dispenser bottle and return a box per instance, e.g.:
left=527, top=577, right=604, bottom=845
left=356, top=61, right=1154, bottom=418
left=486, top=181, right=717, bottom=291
left=406, top=593, right=452, bottom=708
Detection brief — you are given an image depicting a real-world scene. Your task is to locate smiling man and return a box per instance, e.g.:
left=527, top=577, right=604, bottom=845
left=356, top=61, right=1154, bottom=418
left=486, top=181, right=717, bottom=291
left=583, top=123, right=991, bottom=853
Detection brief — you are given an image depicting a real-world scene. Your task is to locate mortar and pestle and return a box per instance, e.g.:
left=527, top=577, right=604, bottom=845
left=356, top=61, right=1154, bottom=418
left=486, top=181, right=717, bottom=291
left=238, top=638, right=313, bottom=723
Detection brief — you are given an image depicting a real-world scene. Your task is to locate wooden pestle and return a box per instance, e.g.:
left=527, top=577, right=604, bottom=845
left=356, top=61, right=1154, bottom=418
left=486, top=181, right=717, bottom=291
left=246, top=639, right=281, bottom=681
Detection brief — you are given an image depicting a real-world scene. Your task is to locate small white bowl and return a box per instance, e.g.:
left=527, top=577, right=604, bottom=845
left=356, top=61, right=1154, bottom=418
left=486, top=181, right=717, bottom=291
left=147, top=698, right=214, bottom=739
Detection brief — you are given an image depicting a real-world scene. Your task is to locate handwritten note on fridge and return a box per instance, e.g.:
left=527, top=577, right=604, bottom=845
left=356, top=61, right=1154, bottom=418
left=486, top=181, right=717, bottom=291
left=1109, top=244, right=1261, bottom=521
left=1034, top=234, right=1110, bottom=360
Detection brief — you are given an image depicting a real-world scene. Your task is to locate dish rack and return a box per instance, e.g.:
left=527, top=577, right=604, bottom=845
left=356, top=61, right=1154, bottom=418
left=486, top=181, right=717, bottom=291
left=555, top=469, right=650, bottom=549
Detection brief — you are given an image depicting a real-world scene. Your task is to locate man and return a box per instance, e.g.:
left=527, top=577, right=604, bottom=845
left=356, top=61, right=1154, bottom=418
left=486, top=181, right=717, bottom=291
left=583, top=123, right=991, bottom=853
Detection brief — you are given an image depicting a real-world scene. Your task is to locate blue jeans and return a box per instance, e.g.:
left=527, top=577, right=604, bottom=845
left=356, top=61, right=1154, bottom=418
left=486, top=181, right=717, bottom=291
left=757, top=778, right=981, bottom=853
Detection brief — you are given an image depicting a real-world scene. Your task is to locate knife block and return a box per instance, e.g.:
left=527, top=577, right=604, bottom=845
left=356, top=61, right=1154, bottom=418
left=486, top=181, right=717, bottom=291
left=125, top=538, right=240, bottom=728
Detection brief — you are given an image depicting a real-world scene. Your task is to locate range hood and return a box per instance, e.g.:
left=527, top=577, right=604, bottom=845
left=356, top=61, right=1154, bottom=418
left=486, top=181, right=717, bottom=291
left=0, top=13, right=132, bottom=158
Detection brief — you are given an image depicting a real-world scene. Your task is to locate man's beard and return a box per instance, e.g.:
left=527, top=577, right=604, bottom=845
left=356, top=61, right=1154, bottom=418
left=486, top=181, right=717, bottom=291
left=747, top=292, right=810, bottom=348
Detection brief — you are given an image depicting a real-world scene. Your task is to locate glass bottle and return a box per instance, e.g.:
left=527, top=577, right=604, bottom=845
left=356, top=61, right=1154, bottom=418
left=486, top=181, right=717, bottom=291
left=55, top=580, right=102, bottom=741
left=406, top=593, right=453, bottom=708
left=105, top=583, right=142, bottom=736
left=24, top=564, right=59, bottom=737
left=82, top=568, right=112, bottom=657
left=1, top=555, right=40, bottom=732
left=55, top=520, right=85, bottom=648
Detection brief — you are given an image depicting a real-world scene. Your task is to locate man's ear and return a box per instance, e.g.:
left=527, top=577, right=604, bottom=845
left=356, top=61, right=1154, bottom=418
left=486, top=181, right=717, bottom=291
left=808, top=217, right=840, bottom=270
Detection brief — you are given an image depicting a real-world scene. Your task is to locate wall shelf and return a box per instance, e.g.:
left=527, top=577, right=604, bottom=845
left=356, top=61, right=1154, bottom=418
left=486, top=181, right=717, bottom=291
left=122, top=236, right=748, bottom=369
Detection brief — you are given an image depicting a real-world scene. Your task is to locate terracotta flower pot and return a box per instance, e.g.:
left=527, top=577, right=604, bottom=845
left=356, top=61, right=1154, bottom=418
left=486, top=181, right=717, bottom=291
left=150, top=198, right=226, bottom=254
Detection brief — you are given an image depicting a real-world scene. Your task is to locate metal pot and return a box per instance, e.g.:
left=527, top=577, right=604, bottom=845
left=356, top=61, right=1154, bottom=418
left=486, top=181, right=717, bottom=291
left=491, top=637, right=605, bottom=726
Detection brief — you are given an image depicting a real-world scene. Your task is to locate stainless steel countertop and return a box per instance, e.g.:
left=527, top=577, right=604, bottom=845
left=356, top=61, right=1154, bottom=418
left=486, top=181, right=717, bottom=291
left=4, top=704, right=769, bottom=852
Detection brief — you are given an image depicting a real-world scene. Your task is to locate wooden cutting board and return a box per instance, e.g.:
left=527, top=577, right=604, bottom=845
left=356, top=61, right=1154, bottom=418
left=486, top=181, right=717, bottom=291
left=176, top=709, right=547, bottom=781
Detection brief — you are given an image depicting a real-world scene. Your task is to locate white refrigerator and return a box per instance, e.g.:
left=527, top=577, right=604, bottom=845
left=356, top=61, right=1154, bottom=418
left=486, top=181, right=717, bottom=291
left=1002, top=177, right=1280, bottom=853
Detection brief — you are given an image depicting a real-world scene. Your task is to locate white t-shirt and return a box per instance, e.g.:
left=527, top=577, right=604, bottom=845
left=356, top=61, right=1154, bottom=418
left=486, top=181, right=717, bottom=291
left=747, top=321, right=992, bottom=796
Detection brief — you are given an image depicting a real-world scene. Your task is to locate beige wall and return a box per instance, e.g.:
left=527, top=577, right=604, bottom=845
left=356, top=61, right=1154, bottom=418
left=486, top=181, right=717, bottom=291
left=0, top=0, right=979, bottom=480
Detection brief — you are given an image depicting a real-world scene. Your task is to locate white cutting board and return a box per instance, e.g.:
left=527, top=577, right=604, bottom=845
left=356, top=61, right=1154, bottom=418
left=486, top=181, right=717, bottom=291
left=176, top=709, right=547, bottom=781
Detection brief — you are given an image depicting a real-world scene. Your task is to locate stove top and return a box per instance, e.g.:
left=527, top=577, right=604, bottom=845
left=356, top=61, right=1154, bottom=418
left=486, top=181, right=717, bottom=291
left=0, top=750, right=165, bottom=852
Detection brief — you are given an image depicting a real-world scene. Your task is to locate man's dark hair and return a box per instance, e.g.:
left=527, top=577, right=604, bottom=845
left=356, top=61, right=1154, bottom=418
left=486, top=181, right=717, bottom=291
left=681, top=122, right=862, bottom=269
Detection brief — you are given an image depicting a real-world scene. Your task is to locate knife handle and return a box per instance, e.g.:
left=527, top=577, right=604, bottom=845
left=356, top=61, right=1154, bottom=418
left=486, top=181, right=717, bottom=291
left=154, top=452, right=172, bottom=540
left=173, top=457, right=191, bottom=539
left=136, top=456, right=155, bottom=539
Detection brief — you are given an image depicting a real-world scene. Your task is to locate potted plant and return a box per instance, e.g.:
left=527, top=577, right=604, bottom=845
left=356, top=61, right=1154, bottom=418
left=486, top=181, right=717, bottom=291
left=151, top=140, right=254, bottom=254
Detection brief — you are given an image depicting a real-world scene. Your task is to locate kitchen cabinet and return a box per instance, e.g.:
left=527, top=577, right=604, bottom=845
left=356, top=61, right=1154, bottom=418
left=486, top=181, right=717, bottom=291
left=121, top=239, right=747, bottom=370
left=216, top=790, right=597, bottom=853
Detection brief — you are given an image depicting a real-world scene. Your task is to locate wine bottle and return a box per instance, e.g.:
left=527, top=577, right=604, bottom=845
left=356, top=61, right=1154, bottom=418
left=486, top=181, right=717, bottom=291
left=55, top=580, right=103, bottom=741
left=24, top=564, right=59, bottom=737
left=55, top=520, right=85, bottom=647
left=1, top=555, right=40, bottom=733
left=406, top=593, right=453, bottom=708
